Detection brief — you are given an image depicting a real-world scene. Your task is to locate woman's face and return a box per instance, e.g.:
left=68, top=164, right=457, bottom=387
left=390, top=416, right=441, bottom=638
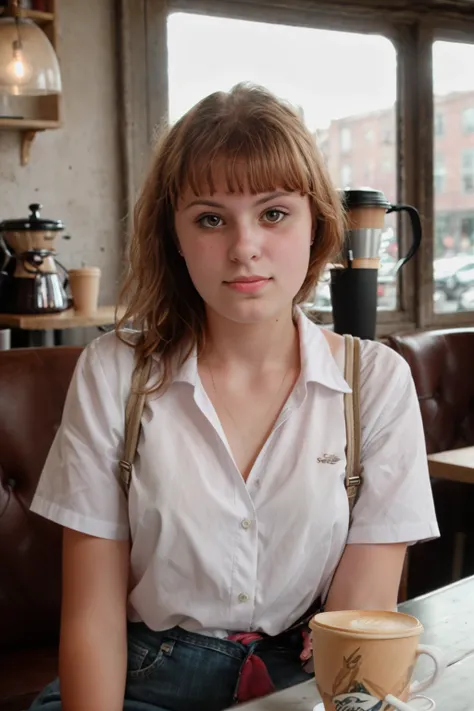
left=174, top=172, right=314, bottom=325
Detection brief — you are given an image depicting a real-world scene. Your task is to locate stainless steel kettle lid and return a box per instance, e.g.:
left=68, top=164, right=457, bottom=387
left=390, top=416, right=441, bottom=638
left=339, top=187, right=391, bottom=210
left=0, top=203, right=64, bottom=232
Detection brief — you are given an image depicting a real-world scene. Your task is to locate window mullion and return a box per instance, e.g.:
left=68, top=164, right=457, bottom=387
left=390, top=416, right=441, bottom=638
left=414, top=23, right=435, bottom=329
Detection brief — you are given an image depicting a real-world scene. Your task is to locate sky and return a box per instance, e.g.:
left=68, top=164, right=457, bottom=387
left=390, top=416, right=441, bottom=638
left=167, top=12, right=474, bottom=131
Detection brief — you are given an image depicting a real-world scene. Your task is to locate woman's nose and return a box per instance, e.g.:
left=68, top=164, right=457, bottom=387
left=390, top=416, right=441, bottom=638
left=228, top=223, right=263, bottom=262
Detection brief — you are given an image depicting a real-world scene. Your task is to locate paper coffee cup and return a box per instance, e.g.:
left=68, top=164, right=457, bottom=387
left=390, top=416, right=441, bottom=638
left=68, top=267, right=101, bottom=315
left=310, top=610, right=443, bottom=711
left=345, top=207, right=387, bottom=230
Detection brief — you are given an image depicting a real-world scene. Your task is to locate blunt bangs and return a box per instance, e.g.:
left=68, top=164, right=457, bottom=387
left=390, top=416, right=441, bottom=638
left=168, top=117, right=314, bottom=206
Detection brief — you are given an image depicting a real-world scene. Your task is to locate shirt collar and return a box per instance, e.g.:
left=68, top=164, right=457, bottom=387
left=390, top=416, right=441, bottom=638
left=171, top=349, right=198, bottom=386
left=166, top=307, right=351, bottom=393
left=294, top=307, right=351, bottom=393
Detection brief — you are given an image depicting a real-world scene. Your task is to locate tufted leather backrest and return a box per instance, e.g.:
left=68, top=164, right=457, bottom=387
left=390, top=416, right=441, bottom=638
left=386, top=328, right=474, bottom=454
left=0, top=347, right=82, bottom=651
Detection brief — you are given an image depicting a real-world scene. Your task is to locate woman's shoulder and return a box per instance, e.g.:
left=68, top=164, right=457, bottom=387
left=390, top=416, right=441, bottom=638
left=78, top=329, right=139, bottom=398
left=359, top=338, right=412, bottom=398
left=87, top=328, right=137, bottom=366
left=319, top=327, right=410, bottom=385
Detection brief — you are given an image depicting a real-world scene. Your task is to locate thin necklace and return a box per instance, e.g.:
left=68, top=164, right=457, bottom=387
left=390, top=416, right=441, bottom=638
left=206, top=361, right=292, bottom=442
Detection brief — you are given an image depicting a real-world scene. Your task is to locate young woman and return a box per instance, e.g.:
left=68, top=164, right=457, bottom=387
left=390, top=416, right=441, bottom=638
left=29, top=84, right=439, bottom=711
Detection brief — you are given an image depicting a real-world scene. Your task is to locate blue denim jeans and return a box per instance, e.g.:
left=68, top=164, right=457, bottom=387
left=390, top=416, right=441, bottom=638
left=29, top=622, right=313, bottom=711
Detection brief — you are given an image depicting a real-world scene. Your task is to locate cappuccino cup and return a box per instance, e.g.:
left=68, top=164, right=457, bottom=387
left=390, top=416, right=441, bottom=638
left=310, top=610, right=445, bottom=711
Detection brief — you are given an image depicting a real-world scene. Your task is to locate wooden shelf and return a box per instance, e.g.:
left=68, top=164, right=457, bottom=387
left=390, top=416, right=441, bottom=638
left=20, top=9, right=54, bottom=24
left=0, top=118, right=60, bottom=165
left=0, top=118, right=60, bottom=129
left=0, top=8, right=54, bottom=23
left=0, top=306, right=126, bottom=331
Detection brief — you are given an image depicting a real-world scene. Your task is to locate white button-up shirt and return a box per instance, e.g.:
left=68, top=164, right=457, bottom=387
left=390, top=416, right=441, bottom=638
left=30, top=309, right=439, bottom=637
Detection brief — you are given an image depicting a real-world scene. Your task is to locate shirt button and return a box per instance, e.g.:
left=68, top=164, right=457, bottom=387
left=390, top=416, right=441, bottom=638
left=238, top=593, right=249, bottom=603
left=241, top=518, right=252, bottom=529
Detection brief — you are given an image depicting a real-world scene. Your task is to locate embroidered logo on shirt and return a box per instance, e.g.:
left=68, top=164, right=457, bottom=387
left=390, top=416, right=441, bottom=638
left=317, top=453, right=341, bottom=465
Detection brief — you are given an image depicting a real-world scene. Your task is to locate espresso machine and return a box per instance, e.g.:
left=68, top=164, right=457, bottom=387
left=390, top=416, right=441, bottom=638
left=0, top=203, right=71, bottom=314
left=330, top=188, right=422, bottom=340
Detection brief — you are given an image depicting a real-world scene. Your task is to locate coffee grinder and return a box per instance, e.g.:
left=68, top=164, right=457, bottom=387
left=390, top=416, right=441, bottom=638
left=330, top=188, right=422, bottom=340
left=0, top=203, right=71, bottom=314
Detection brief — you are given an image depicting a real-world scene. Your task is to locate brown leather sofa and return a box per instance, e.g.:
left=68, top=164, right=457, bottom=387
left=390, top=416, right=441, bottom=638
left=0, top=347, right=82, bottom=711
left=386, top=327, right=474, bottom=597
left=1, top=327, right=473, bottom=710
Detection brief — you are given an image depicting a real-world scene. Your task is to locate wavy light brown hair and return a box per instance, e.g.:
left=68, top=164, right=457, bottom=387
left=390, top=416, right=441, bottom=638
left=117, top=83, right=344, bottom=391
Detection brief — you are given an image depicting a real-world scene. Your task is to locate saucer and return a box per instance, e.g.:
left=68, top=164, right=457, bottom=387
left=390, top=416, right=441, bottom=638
left=313, top=697, right=435, bottom=711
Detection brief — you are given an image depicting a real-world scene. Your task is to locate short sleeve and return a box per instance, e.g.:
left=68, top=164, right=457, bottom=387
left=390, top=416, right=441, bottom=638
left=347, top=342, right=440, bottom=546
left=30, top=336, right=130, bottom=540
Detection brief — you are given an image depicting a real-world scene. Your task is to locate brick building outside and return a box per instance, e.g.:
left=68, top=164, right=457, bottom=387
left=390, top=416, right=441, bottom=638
left=316, top=89, right=474, bottom=260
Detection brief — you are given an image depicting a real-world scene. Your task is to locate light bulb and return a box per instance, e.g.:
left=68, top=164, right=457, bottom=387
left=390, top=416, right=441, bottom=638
left=11, top=49, right=28, bottom=79
left=7, top=40, right=33, bottom=84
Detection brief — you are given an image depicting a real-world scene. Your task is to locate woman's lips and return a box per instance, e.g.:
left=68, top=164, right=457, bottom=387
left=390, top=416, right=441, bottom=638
left=225, top=277, right=271, bottom=294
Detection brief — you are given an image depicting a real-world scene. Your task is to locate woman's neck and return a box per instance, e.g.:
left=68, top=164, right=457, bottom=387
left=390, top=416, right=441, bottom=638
left=201, top=306, right=300, bottom=376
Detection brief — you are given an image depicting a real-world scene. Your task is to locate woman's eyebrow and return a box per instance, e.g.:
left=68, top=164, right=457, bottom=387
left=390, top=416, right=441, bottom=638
left=183, top=191, right=292, bottom=211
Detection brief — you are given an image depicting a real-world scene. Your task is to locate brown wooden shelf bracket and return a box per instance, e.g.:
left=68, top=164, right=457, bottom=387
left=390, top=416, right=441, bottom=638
left=20, top=130, right=37, bottom=166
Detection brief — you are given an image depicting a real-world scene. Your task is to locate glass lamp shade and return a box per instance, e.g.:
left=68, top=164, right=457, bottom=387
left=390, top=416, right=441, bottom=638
left=0, top=17, right=61, bottom=95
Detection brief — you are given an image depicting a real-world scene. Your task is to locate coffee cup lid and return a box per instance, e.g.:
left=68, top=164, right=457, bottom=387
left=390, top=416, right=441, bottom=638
left=340, top=187, right=391, bottom=210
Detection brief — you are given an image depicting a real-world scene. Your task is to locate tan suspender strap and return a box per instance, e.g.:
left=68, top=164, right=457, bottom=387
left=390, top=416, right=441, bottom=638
left=351, top=336, right=362, bottom=488
left=343, top=334, right=362, bottom=515
left=119, top=357, right=153, bottom=496
left=343, top=334, right=355, bottom=490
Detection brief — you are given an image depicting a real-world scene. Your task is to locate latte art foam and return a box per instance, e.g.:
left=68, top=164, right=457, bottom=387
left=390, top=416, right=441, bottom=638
left=310, top=610, right=423, bottom=639
left=349, top=616, right=416, bottom=632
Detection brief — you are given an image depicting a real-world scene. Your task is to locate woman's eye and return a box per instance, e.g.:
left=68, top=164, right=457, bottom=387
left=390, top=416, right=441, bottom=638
left=262, top=209, right=287, bottom=224
left=197, top=214, right=223, bottom=229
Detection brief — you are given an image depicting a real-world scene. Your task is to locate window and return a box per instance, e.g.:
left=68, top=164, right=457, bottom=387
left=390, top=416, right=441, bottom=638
left=365, top=128, right=375, bottom=143
left=340, top=164, right=352, bottom=187
left=381, top=128, right=394, bottom=145
left=462, top=107, right=474, bottom=134
left=364, top=161, right=375, bottom=184
left=340, top=127, right=352, bottom=153
left=462, top=149, right=474, bottom=193
left=433, top=41, right=474, bottom=314
left=434, top=112, right=444, bottom=137
left=168, top=14, right=397, bottom=313
left=434, top=153, right=446, bottom=193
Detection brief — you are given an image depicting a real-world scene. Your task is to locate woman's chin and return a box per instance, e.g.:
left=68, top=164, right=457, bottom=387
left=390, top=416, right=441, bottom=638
left=207, top=298, right=291, bottom=325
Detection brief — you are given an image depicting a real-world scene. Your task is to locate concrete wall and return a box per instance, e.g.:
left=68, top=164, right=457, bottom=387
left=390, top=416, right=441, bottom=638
left=0, top=0, right=123, bottom=312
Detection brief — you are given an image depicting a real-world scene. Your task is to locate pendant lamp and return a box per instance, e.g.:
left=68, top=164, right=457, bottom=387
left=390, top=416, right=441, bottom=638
left=0, top=2, right=61, bottom=96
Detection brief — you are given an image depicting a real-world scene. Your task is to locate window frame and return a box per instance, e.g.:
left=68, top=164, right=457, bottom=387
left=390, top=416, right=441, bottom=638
left=119, top=0, right=474, bottom=335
